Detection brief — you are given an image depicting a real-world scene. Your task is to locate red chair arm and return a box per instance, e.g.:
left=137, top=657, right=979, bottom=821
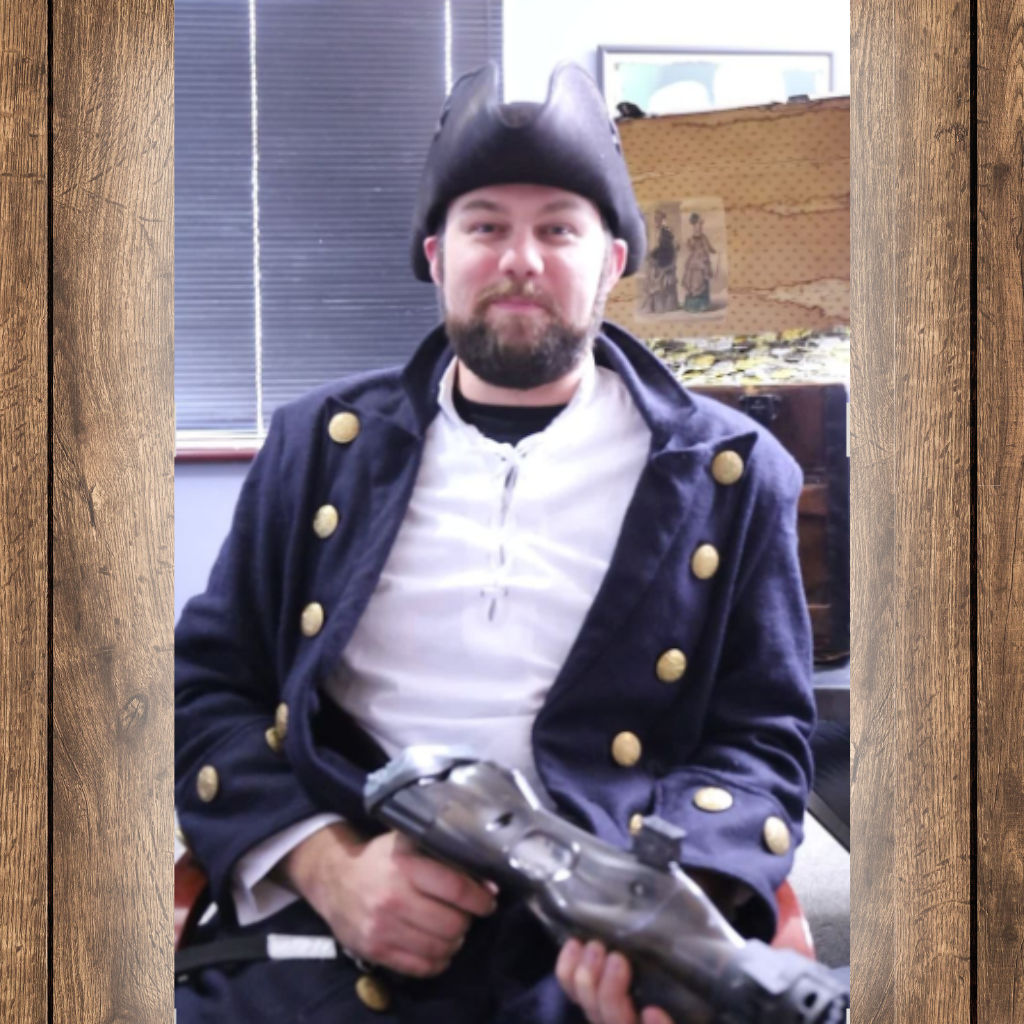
left=771, top=879, right=816, bottom=959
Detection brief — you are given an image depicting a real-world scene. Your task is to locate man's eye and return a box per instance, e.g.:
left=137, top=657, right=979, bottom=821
left=544, top=225, right=575, bottom=237
left=470, top=223, right=499, bottom=234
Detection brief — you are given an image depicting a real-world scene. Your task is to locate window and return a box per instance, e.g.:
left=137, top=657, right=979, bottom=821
left=175, top=0, right=503, bottom=454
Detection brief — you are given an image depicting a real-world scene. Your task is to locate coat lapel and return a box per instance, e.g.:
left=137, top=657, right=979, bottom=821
left=538, top=324, right=717, bottom=708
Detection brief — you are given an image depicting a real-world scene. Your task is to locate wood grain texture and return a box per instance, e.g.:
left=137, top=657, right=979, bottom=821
left=893, top=0, right=973, bottom=1013
left=0, top=1, right=50, bottom=1019
left=893, top=0, right=973, bottom=1018
left=852, top=0, right=973, bottom=1020
left=49, top=0, right=174, bottom=1021
left=977, top=0, right=1024, bottom=1020
left=850, top=0, right=897, bottom=1015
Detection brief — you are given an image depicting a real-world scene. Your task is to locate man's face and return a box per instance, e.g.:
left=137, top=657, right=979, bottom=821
left=423, top=184, right=628, bottom=391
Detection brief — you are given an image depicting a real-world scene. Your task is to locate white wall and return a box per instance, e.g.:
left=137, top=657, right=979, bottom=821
left=503, top=0, right=849, bottom=101
left=175, top=461, right=251, bottom=624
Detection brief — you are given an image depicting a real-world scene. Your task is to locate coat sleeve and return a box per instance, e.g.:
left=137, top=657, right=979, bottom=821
left=175, top=409, right=329, bottom=915
left=654, top=455, right=817, bottom=941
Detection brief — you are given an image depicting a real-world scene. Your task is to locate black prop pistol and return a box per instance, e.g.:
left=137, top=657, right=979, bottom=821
left=364, top=747, right=848, bottom=1024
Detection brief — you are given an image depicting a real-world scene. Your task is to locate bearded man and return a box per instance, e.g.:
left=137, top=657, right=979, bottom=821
left=175, top=62, right=815, bottom=1024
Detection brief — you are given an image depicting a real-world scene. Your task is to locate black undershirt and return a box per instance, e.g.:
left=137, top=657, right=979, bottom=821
left=453, top=385, right=568, bottom=446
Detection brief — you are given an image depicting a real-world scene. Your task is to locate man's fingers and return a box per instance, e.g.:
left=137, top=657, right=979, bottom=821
left=384, top=915, right=465, bottom=964
left=640, top=1008, right=674, bottom=1024
left=395, top=891, right=473, bottom=944
left=556, top=938, right=584, bottom=1003
left=559, top=942, right=645, bottom=1024
left=595, top=952, right=638, bottom=1024
left=408, top=856, right=498, bottom=917
left=574, top=941, right=607, bottom=1024
left=379, top=946, right=451, bottom=980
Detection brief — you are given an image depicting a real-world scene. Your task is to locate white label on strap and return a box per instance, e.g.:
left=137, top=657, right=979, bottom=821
left=267, top=934, right=339, bottom=961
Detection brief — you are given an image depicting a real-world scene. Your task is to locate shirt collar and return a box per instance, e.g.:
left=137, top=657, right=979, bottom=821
left=436, top=350, right=598, bottom=450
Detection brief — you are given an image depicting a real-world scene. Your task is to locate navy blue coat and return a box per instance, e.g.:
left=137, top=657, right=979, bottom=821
left=174, top=322, right=815, bottom=1022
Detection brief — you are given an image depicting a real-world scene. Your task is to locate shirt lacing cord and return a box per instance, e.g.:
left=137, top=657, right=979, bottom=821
left=481, top=450, right=525, bottom=619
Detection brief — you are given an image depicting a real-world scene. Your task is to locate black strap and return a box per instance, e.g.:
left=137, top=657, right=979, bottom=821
left=175, top=935, right=273, bottom=977
left=175, top=933, right=349, bottom=980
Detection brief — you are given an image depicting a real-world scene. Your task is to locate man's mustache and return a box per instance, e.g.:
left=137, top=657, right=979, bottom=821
left=475, top=284, right=557, bottom=316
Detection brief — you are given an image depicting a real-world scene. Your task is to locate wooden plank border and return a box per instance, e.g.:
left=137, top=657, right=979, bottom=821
left=1, top=0, right=1023, bottom=1019
left=849, top=0, right=897, bottom=1014
left=849, top=0, right=976, bottom=1018
left=976, top=0, right=1024, bottom=1020
left=48, top=0, right=174, bottom=1020
left=0, top=1, right=51, bottom=1020
left=890, top=0, right=974, bottom=1011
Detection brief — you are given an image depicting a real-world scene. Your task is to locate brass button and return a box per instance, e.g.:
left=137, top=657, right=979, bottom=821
left=301, top=602, right=324, bottom=637
left=355, top=974, right=391, bottom=1012
left=693, top=786, right=733, bottom=812
left=763, top=816, right=791, bottom=855
left=711, top=450, right=744, bottom=486
left=691, top=544, right=720, bottom=580
left=312, top=504, right=339, bottom=539
left=611, top=731, right=642, bottom=768
left=656, top=648, right=687, bottom=683
left=328, top=411, right=360, bottom=444
left=275, top=702, right=289, bottom=740
left=175, top=820, right=189, bottom=849
left=265, top=725, right=283, bottom=754
left=196, top=766, right=219, bottom=803
left=629, top=813, right=645, bottom=836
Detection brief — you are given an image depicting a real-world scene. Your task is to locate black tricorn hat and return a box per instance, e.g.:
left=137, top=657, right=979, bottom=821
left=411, top=62, right=646, bottom=282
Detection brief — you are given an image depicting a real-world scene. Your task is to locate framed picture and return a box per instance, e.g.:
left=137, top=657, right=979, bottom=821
left=598, top=46, right=834, bottom=117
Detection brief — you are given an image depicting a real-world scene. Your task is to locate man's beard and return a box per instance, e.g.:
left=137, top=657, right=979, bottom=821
left=442, top=262, right=612, bottom=391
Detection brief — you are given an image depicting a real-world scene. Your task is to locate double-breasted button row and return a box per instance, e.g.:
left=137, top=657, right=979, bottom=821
left=616, top=648, right=688, bottom=767
left=688, top=449, right=740, bottom=588
left=307, top=413, right=358, bottom=645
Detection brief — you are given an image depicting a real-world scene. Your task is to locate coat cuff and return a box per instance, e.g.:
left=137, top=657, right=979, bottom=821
left=175, top=720, right=328, bottom=916
left=232, top=812, right=344, bottom=926
left=654, top=774, right=803, bottom=941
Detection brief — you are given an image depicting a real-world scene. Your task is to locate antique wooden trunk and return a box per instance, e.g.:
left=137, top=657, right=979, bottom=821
left=611, top=98, right=851, bottom=663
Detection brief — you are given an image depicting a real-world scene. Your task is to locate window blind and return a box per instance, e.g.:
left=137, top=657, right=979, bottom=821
left=174, top=0, right=503, bottom=440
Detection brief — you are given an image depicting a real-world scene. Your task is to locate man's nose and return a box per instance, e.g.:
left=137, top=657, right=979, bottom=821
left=497, top=231, right=543, bottom=278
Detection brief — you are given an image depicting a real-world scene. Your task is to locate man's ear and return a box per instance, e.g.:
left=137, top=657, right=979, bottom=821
left=607, top=238, right=628, bottom=286
left=424, top=235, right=443, bottom=286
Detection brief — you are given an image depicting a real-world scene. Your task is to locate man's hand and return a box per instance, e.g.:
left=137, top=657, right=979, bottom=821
left=276, top=823, right=497, bottom=978
left=556, top=938, right=674, bottom=1024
